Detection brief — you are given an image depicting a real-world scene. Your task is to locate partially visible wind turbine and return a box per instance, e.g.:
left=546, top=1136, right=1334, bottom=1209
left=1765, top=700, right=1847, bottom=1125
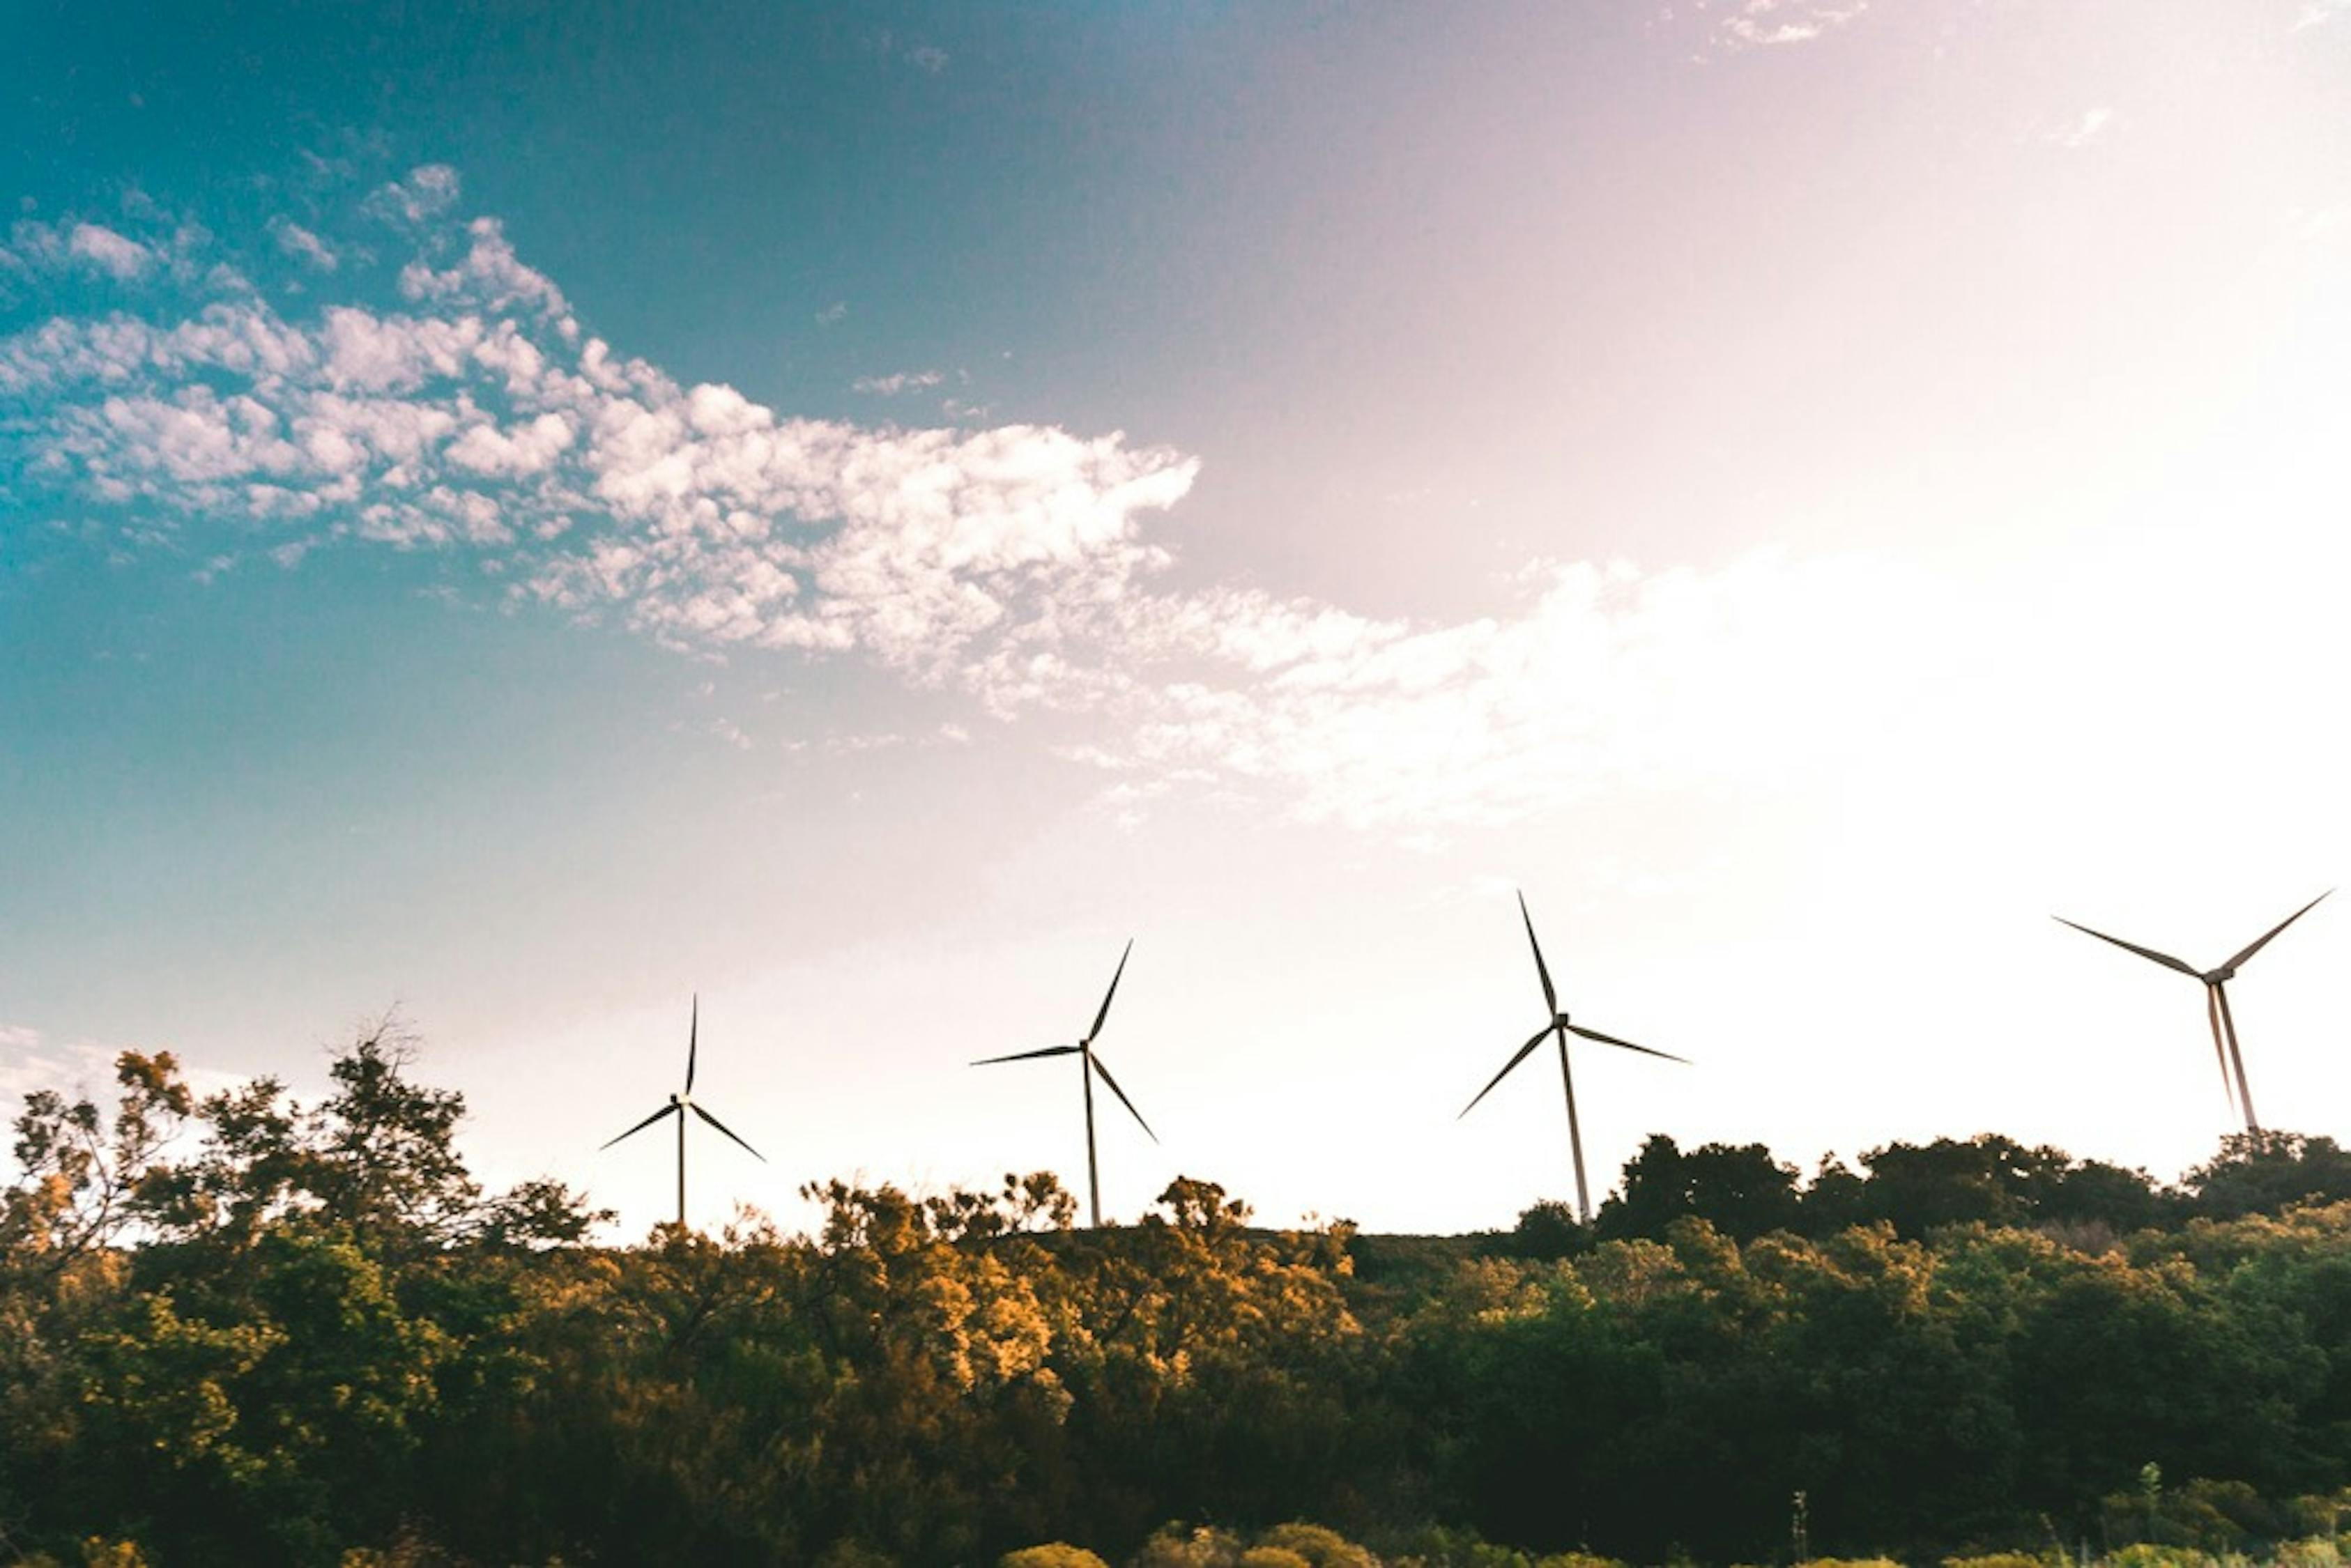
left=973, top=939, right=1157, bottom=1228
left=2055, top=891, right=2330, bottom=1133
left=1460, top=891, right=1688, bottom=1225
left=599, top=995, right=766, bottom=1228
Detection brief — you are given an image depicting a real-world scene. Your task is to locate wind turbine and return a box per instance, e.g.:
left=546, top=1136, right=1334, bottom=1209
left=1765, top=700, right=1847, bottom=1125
left=599, top=995, right=766, bottom=1228
left=2054, top=891, right=2329, bottom=1134
left=973, top=939, right=1157, bottom=1228
left=1460, top=891, right=1687, bottom=1224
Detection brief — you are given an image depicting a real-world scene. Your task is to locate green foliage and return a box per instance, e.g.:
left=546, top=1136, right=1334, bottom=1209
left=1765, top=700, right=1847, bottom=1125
left=2100, top=1546, right=2214, bottom=1568
left=1135, top=1525, right=1250, bottom=1567
left=1001, top=1546, right=1114, bottom=1568
left=1256, top=1522, right=1381, bottom=1568
left=1596, top=1135, right=1803, bottom=1242
left=17, top=1031, right=2351, bottom=1565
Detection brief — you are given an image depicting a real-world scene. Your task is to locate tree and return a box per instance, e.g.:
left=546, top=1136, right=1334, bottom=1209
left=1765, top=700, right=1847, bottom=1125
left=1595, top=1135, right=1803, bottom=1242
left=2188, top=1133, right=2351, bottom=1220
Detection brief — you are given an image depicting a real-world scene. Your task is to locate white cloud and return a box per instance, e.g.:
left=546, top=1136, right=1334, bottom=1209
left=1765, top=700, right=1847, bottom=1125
left=1, top=169, right=1968, bottom=836
left=1699, top=0, right=1871, bottom=54
left=854, top=369, right=947, bottom=396
left=445, top=410, right=576, bottom=477
left=1, top=217, right=191, bottom=295
left=398, top=217, right=572, bottom=323
left=68, top=223, right=155, bottom=279
left=1035, top=551, right=1958, bottom=829
left=364, top=164, right=462, bottom=226
left=2045, top=107, right=2115, bottom=148
left=272, top=218, right=339, bottom=271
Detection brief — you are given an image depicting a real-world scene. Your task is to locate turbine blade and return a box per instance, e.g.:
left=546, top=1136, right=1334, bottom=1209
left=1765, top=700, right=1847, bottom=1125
left=2052, top=916, right=2200, bottom=978
left=972, top=1044, right=1083, bottom=1066
left=1089, top=1054, right=1158, bottom=1144
left=684, top=993, right=698, bottom=1094
left=2206, top=985, right=2239, bottom=1120
left=691, top=1102, right=767, bottom=1163
left=1087, top=939, right=1134, bottom=1043
left=1460, top=1026, right=1554, bottom=1119
left=1565, top=1022, right=1690, bottom=1064
left=1518, top=891, right=1558, bottom=1015
left=599, top=1102, right=677, bottom=1151
left=2221, top=891, right=2331, bottom=974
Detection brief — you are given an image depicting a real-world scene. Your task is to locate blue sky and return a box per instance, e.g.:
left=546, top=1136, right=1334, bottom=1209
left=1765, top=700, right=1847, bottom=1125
left=6, top=0, right=2351, bottom=1235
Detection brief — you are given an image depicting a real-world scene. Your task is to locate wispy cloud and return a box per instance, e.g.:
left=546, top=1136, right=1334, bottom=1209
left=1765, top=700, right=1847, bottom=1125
left=271, top=217, right=339, bottom=272
left=1673, top=0, right=1872, bottom=56
left=362, top=163, right=463, bottom=227
left=2043, top=107, right=2115, bottom=149
left=866, top=31, right=949, bottom=75
left=1, top=167, right=1950, bottom=834
left=1047, top=553, right=1956, bottom=829
left=853, top=368, right=946, bottom=397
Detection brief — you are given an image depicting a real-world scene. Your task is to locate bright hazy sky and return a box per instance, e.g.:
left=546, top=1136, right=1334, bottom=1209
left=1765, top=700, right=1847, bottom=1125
left=5, top=0, right=2350, bottom=1236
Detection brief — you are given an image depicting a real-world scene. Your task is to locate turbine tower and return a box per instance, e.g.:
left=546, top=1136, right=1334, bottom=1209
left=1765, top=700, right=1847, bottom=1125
left=2055, top=891, right=2330, bottom=1133
left=974, top=939, right=1158, bottom=1228
left=1460, top=891, right=1687, bottom=1224
left=599, top=995, right=766, bottom=1228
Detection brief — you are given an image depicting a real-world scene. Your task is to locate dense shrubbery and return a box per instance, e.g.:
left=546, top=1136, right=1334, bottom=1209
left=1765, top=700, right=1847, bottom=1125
left=9, top=1031, right=2351, bottom=1566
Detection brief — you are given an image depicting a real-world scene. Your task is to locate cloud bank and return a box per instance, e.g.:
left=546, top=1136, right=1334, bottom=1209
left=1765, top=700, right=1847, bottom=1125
left=1, top=167, right=1948, bottom=831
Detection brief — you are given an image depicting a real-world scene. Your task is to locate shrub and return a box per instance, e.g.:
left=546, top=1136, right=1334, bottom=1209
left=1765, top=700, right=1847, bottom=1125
left=1257, top=1523, right=1381, bottom=1568
left=2278, top=1540, right=2346, bottom=1568
left=2104, top=1546, right=2214, bottom=1568
left=1135, top=1526, right=1247, bottom=1568
left=1239, top=1551, right=1314, bottom=1568
left=1000, top=1547, right=1113, bottom=1568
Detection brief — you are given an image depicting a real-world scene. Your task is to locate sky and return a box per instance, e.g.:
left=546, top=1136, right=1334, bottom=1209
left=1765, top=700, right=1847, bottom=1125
left=4, top=0, right=2351, bottom=1238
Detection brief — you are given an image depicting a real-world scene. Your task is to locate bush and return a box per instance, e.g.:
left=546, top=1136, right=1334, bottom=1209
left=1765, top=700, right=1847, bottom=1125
left=1001, top=1547, right=1113, bottom=1568
left=2278, top=1540, right=2347, bottom=1568
left=2103, top=1547, right=2214, bottom=1568
left=1381, top=1524, right=1531, bottom=1568
left=1257, top=1523, right=1381, bottom=1568
left=1239, top=1552, right=1313, bottom=1568
left=1135, top=1526, right=1247, bottom=1568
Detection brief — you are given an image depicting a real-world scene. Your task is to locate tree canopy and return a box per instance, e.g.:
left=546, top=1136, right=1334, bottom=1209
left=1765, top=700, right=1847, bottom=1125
left=6, top=1031, right=2351, bottom=1566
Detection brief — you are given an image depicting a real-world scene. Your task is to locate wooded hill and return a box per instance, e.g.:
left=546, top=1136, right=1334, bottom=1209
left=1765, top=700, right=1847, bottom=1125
left=9, top=1030, right=2351, bottom=1567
